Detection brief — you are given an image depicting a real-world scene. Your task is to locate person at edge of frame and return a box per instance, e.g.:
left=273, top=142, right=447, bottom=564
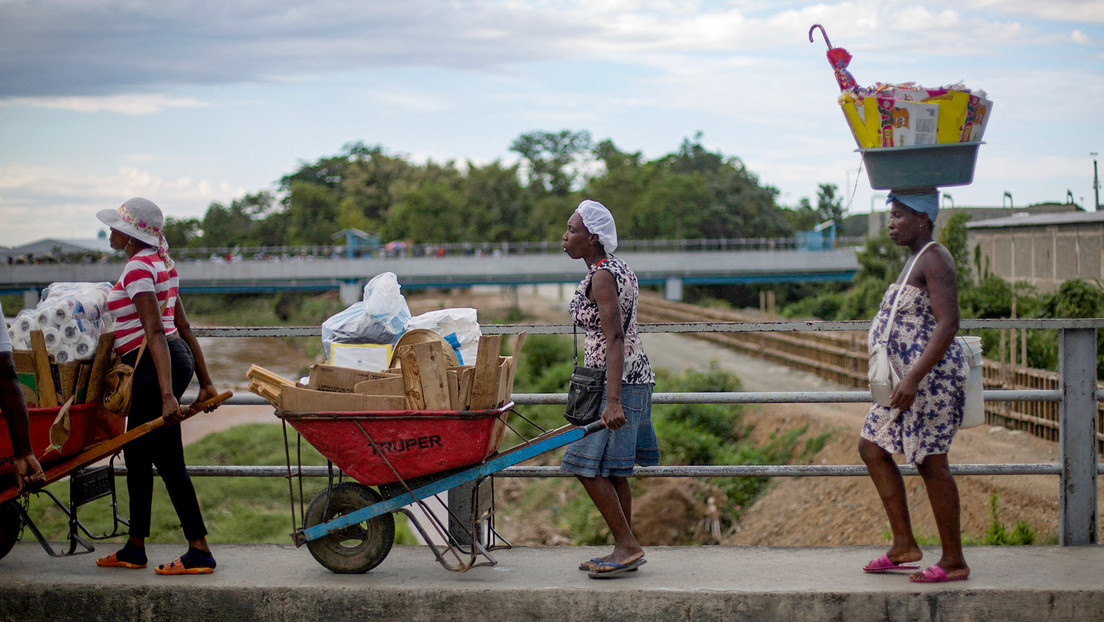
left=0, top=301, right=47, bottom=493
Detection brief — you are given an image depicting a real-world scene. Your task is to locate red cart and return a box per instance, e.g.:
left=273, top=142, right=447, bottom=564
left=278, top=402, right=602, bottom=574
left=0, top=393, right=231, bottom=560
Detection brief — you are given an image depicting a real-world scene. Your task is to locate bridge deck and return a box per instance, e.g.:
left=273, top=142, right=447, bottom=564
left=0, top=248, right=860, bottom=295
left=2, top=543, right=1101, bottom=621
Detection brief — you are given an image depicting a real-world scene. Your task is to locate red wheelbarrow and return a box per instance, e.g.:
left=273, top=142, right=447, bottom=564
left=277, top=402, right=602, bottom=574
left=0, top=393, right=232, bottom=560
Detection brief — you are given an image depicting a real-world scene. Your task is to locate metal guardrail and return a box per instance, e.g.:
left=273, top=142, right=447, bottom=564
left=178, top=318, right=1101, bottom=545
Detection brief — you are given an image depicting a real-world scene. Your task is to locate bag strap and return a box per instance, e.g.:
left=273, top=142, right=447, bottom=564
left=880, top=241, right=937, bottom=346
left=573, top=258, right=611, bottom=367
left=572, top=323, right=580, bottom=366
left=129, top=296, right=170, bottom=366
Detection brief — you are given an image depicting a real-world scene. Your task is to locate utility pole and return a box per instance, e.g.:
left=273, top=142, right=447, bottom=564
left=1092, top=152, right=1100, bottom=211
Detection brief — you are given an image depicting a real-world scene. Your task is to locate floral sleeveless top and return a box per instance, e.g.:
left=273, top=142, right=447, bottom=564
left=569, top=254, right=654, bottom=385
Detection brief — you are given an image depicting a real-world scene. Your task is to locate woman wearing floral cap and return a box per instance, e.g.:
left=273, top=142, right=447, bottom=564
left=859, top=190, right=970, bottom=583
left=561, top=199, right=658, bottom=579
left=94, top=197, right=221, bottom=575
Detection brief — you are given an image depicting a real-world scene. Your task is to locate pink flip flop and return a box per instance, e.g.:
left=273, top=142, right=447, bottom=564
left=863, top=553, right=920, bottom=573
left=910, top=564, right=969, bottom=583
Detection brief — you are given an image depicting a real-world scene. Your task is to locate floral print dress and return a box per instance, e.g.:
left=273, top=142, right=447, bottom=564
left=862, top=283, right=968, bottom=464
left=569, top=255, right=654, bottom=385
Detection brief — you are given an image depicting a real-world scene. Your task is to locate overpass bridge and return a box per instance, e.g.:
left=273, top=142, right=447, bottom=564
left=1, top=247, right=859, bottom=305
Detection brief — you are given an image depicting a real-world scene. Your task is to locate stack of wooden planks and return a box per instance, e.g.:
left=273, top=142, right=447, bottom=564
left=245, top=364, right=297, bottom=405
left=11, top=330, right=114, bottom=408
left=247, top=332, right=525, bottom=413
left=391, top=332, right=525, bottom=411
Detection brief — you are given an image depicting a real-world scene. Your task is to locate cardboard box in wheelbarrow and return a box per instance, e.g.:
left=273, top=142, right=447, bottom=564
left=281, top=367, right=408, bottom=412
left=252, top=334, right=526, bottom=486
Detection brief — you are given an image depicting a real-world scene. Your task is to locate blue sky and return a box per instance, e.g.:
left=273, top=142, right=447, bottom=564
left=1, top=0, right=1101, bottom=247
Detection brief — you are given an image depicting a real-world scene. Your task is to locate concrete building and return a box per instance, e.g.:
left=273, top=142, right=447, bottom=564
left=967, top=210, right=1104, bottom=293
left=866, top=201, right=1098, bottom=293
left=867, top=201, right=1080, bottom=239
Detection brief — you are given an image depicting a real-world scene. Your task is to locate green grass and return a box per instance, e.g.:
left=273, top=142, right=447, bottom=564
left=882, top=493, right=1040, bottom=546
left=20, top=424, right=418, bottom=546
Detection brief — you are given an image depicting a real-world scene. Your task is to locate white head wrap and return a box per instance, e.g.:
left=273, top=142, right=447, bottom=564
left=575, top=200, right=618, bottom=254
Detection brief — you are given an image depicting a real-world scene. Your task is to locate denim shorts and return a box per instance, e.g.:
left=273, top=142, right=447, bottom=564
left=561, top=383, right=659, bottom=478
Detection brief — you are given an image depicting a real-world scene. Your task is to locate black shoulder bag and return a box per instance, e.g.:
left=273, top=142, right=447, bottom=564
left=564, top=323, right=606, bottom=426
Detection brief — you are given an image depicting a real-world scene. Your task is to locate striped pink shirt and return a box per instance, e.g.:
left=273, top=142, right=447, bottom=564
left=106, top=248, right=178, bottom=354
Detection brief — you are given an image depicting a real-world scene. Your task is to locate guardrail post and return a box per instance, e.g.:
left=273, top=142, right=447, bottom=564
left=1058, top=327, right=1098, bottom=545
left=339, top=279, right=361, bottom=305
left=447, top=478, right=492, bottom=547
left=665, top=277, right=683, bottom=302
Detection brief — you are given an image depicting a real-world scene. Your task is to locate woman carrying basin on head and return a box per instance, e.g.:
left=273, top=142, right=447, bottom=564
left=858, top=190, right=970, bottom=584
left=560, top=199, right=658, bottom=579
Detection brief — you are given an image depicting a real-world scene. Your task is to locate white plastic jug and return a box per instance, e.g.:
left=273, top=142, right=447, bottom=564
left=958, top=336, right=985, bottom=428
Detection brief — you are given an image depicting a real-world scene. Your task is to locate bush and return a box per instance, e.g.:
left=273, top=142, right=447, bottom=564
left=782, top=291, right=843, bottom=320
left=1042, top=279, right=1103, bottom=319
left=983, top=494, right=1036, bottom=545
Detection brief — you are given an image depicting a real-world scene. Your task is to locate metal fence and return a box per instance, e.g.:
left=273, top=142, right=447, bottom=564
left=104, top=236, right=867, bottom=263
left=182, top=318, right=1102, bottom=546
left=638, top=298, right=1104, bottom=454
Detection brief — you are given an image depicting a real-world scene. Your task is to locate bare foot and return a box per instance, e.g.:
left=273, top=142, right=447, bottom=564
left=884, top=546, right=923, bottom=565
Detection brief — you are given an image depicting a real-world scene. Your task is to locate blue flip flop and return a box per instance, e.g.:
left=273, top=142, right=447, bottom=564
left=579, top=558, right=606, bottom=571
left=587, top=557, right=646, bottom=579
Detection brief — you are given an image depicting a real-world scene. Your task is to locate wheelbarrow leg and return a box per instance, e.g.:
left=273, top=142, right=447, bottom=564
left=395, top=507, right=498, bottom=572
left=10, top=502, right=69, bottom=558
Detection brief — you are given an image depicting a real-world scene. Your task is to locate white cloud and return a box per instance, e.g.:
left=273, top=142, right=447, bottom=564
left=960, top=0, right=1104, bottom=23
left=2, top=0, right=1081, bottom=101
left=0, top=94, right=209, bottom=114
left=360, top=88, right=451, bottom=114
left=0, top=163, right=246, bottom=245
left=0, top=0, right=1100, bottom=244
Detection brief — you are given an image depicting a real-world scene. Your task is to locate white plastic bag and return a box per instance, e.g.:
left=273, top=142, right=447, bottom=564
left=321, top=272, right=411, bottom=359
left=363, top=272, right=411, bottom=336
left=405, top=308, right=481, bottom=365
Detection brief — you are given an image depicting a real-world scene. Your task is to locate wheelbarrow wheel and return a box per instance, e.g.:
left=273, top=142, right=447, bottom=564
left=0, top=501, right=22, bottom=560
left=304, top=482, right=395, bottom=574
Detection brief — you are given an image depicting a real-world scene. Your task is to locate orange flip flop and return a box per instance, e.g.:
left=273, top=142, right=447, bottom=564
left=155, top=557, right=214, bottom=575
left=96, top=551, right=146, bottom=569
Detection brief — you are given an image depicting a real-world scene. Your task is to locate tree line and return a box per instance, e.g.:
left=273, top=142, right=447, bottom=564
left=162, top=131, right=844, bottom=249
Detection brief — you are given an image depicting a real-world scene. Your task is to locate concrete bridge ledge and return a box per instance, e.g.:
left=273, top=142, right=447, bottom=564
left=2, top=544, right=1102, bottom=621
